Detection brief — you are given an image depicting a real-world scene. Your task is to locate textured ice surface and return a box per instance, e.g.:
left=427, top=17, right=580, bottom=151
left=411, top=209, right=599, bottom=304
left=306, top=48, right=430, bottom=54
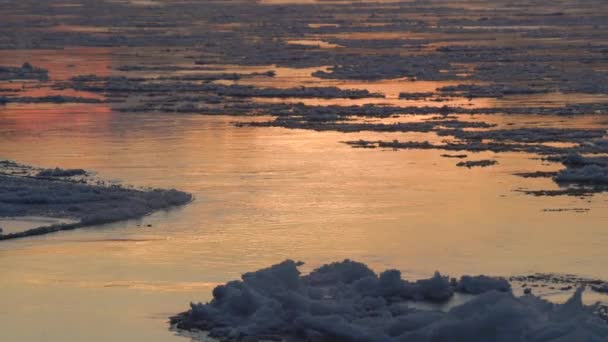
left=36, top=167, right=87, bottom=178
left=555, top=165, right=608, bottom=185
left=456, top=160, right=498, bottom=168
left=0, top=160, right=192, bottom=240
left=0, top=63, right=48, bottom=81
left=171, top=260, right=607, bottom=341
left=549, top=154, right=608, bottom=186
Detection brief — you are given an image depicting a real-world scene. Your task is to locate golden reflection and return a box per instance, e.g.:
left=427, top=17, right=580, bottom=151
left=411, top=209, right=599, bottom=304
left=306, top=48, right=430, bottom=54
left=22, top=276, right=220, bottom=293
left=0, top=47, right=113, bottom=81
left=0, top=105, right=112, bottom=133
left=0, top=12, right=607, bottom=341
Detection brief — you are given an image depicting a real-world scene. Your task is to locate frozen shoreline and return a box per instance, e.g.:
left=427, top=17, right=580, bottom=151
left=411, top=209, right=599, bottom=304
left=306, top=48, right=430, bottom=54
left=0, top=160, right=192, bottom=240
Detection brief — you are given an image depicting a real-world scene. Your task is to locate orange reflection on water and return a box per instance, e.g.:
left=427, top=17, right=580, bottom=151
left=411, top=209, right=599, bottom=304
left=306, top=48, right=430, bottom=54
left=0, top=47, right=113, bottom=81
left=0, top=104, right=112, bottom=133
left=0, top=39, right=608, bottom=342
left=1, top=111, right=608, bottom=342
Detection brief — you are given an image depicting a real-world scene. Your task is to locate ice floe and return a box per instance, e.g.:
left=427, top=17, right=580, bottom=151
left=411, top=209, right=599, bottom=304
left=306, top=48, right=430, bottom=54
left=171, top=260, right=608, bottom=342
left=0, top=63, right=48, bottom=81
left=456, top=160, right=498, bottom=168
left=0, top=160, right=192, bottom=240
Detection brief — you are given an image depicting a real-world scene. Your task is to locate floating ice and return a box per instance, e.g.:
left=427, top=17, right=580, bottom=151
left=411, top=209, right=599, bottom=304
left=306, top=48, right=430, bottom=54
left=457, top=275, right=510, bottom=294
left=456, top=160, right=498, bottom=168
left=0, top=160, right=192, bottom=240
left=0, top=63, right=48, bottom=81
left=546, top=154, right=608, bottom=186
left=555, top=165, right=608, bottom=185
left=171, top=260, right=606, bottom=341
left=36, top=167, right=87, bottom=178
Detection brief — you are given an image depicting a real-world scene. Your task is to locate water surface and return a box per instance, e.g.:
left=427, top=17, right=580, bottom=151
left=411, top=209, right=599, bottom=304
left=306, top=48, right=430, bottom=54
left=1, top=109, right=608, bottom=341
left=2, top=1, right=608, bottom=338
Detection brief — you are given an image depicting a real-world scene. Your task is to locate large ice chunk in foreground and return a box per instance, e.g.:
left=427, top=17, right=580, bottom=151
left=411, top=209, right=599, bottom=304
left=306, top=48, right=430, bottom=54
left=171, top=260, right=606, bottom=341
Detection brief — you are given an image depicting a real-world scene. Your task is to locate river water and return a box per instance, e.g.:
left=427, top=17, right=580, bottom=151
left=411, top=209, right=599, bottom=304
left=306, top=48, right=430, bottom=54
left=1, top=49, right=608, bottom=341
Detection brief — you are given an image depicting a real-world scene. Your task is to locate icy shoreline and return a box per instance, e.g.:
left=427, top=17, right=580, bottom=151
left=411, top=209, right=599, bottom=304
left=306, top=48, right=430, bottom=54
left=0, top=160, right=192, bottom=240
left=171, top=260, right=608, bottom=342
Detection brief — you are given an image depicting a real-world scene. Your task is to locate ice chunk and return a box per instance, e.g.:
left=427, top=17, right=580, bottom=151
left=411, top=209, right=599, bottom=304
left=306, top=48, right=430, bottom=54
left=35, top=168, right=87, bottom=178
left=555, top=164, right=608, bottom=185
left=0, top=161, right=192, bottom=240
left=415, top=272, right=454, bottom=301
left=171, top=260, right=608, bottom=341
left=307, top=259, right=376, bottom=285
left=457, top=275, right=511, bottom=294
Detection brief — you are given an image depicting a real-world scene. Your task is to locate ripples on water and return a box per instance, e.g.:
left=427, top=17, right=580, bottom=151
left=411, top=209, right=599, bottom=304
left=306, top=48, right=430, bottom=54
left=1, top=1, right=608, bottom=341
left=1, top=109, right=608, bottom=340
